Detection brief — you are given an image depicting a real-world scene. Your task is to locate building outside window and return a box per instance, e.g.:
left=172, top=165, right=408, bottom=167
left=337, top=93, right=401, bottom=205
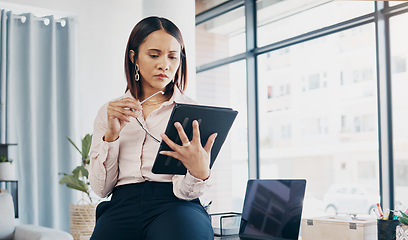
left=390, top=12, right=408, bottom=210
left=195, top=61, right=249, bottom=213
left=196, top=0, right=408, bottom=217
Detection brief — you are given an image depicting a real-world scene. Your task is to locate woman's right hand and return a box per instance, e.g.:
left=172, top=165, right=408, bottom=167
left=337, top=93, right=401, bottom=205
left=104, top=97, right=142, bottom=142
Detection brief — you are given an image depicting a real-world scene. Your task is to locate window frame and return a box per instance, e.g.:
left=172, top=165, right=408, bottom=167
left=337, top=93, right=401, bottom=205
left=195, top=0, right=408, bottom=212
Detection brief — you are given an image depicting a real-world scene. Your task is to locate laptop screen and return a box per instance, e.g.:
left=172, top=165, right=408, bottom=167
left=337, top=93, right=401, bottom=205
left=239, top=179, right=306, bottom=240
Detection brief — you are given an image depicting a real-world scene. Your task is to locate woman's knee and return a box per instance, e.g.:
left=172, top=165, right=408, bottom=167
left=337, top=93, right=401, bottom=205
left=145, top=204, right=213, bottom=240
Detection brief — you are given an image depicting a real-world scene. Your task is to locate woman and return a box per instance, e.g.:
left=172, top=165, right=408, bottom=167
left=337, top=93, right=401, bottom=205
left=89, top=16, right=216, bottom=240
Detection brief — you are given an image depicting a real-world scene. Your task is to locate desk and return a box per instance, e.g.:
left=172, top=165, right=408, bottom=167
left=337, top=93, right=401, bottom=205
left=0, top=180, right=18, bottom=218
left=215, top=235, right=240, bottom=240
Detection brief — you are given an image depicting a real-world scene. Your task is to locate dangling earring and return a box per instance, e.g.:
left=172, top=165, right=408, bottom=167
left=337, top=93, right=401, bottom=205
left=135, top=63, right=140, bottom=81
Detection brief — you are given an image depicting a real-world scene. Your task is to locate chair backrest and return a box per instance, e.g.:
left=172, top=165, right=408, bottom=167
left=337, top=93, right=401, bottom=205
left=0, top=192, right=16, bottom=239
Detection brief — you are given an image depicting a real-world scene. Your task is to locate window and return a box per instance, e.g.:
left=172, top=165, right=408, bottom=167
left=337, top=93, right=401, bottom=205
left=388, top=1, right=406, bottom=7
left=196, top=0, right=231, bottom=14
left=391, top=56, right=407, bottom=74
left=267, top=86, right=273, bottom=99
left=196, top=6, right=245, bottom=66
left=258, top=22, right=379, bottom=218
left=196, top=0, right=406, bottom=218
left=308, top=74, right=320, bottom=90
left=256, top=0, right=373, bottom=47
left=281, top=124, right=291, bottom=139
left=196, top=61, right=249, bottom=213
left=390, top=13, right=408, bottom=211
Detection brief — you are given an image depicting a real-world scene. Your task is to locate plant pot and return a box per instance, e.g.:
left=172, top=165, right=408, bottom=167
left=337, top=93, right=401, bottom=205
left=0, top=162, right=16, bottom=180
left=69, top=203, right=97, bottom=240
left=397, top=224, right=408, bottom=240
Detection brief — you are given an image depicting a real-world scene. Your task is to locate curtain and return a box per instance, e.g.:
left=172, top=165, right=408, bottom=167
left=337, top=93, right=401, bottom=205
left=0, top=10, right=77, bottom=232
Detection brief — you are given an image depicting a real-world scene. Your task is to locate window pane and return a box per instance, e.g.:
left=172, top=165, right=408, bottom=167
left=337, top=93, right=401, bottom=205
left=257, top=0, right=374, bottom=47
left=390, top=13, right=408, bottom=212
left=257, top=24, right=379, bottom=218
left=389, top=1, right=406, bottom=7
left=196, top=61, right=249, bottom=213
left=196, top=0, right=231, bottom=15
left=196, top=6, right=246, bottom=66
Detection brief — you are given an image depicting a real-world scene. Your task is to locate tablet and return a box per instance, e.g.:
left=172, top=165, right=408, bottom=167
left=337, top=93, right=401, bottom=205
left=152, top=103, right=238, bottom=175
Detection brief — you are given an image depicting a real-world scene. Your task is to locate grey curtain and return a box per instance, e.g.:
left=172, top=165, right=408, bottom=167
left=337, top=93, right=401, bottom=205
left=0, top=10, right=77, bottom=231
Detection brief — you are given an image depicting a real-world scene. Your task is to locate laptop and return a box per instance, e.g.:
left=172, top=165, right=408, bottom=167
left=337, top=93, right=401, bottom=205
left=229, top=179, right=306, bottom=240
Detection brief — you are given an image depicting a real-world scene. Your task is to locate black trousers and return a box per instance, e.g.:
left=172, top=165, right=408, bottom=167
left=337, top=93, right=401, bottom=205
left=90, top=181, right=214, bottom=240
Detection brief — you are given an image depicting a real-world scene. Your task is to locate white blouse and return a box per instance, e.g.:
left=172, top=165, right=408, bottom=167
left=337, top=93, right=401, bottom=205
left=88, top=88, right=210, bottom=200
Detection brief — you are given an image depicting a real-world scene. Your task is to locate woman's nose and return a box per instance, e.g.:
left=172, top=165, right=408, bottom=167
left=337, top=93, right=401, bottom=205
left=158, top=57, right=169, bottom=70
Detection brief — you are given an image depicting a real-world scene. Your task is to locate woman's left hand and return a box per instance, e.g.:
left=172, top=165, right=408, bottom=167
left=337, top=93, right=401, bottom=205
left=159, top=120, right=217, bottom=180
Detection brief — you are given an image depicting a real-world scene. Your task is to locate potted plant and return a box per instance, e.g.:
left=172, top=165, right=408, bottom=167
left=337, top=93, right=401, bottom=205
left=0, top=155, right=16, bottom=180
left=396, top=211, right=408, bottom=240
left=59, top=134, right=93, bottom=202
left=59, top=134, right=96, bottom=240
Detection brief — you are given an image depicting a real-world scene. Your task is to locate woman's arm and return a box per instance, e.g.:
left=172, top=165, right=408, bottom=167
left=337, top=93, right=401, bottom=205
left=89, top=97, right=142, bottom=198
left=172, top=171, right=211, bottom=200
left=88, top=104, right=120, bottom=198
left=160, top=120, right=217, bottom=200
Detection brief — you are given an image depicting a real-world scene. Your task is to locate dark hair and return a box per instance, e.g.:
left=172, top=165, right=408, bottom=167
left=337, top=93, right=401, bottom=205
left=124, top=16, right=187, bottom=99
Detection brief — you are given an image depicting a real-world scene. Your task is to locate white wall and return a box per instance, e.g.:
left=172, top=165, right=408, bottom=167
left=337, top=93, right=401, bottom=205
left=0, top=0, right=141, bottom=136
left=0, top=0, right=196, bottom=136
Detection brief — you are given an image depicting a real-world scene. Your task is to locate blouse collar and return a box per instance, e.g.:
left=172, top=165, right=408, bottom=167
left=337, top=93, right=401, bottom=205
left=124, top=86, right=190, bottom=106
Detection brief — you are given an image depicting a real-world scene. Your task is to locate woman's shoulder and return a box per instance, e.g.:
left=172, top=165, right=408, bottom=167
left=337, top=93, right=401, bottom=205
left=173, top=88, right=196, bottom=104
left=180, top=94, right=196, bottom=104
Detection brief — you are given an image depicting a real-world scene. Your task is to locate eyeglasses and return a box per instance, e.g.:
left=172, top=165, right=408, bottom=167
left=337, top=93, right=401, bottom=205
left=135, top=118, right=161, bottom=143
left=134, top=91, right=165, bottom=143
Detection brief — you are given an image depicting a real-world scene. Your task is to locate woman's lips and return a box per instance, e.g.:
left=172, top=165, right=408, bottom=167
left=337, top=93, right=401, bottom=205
left=155, top=74, right=169, bottom=80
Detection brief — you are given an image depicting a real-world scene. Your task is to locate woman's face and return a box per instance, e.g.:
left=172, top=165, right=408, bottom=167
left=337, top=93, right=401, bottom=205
left=135, top=29, right=181, bottom=94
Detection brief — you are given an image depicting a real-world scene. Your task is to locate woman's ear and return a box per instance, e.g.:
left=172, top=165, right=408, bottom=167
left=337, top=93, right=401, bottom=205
left=129, top=50, right=135, bottom=64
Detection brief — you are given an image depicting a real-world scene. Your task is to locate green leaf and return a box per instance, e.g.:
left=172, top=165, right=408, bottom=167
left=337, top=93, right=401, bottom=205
left=67, top=137, right=82, bottom=155
left=399, top=216, right=408, bottom=225
left=401, top=211, right=408, bottom=219
left=72, top=166, right=89, bottom=179
left=59, top=175, right=88, bottom=193
left=0, top=156, right=12, bottom=163
left=81, top=134, right=92, bottom=161
left=61, top=133, right=93, bottom=196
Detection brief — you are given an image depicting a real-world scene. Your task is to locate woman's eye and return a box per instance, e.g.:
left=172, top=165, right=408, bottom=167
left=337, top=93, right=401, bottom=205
left=149, top=55, right=159, bottom=58
left=169, top=56, right=178, bottom=60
